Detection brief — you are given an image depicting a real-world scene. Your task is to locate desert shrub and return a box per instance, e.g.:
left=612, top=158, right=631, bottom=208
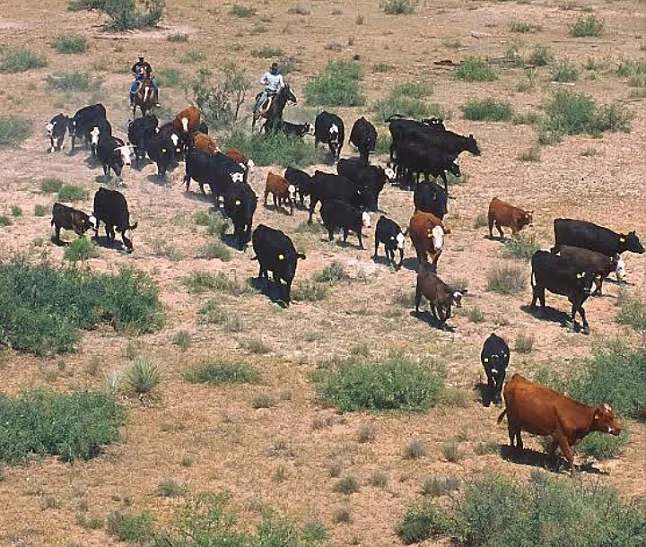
left=0, top=390, right=124, bottom=464
left=313, top=261, right=349, bottom=283
left=514, top=331, right=534, bottom=353
left=441, top=442, right=462, bottom=462
left=106, top=511, right=155, bottom=543
left=357, top=423, right=376, bottom=443
left=403, top=437, right=428, bottom=459
left=57, top=184, right=88, bottom=202
left=517, top=144, right=541, bottom=162
left=486, top=263, right=527, bottom=294
left=305, top=59, right=365, bottom=107
left=0, top=116, right=32, bottom=146
left=473, top=213, right=488, bottom=228
left=421, top=476, right=460, bottom=497
left=0, top=48, right=47, bottom=73
left=381, top=0, right=415, bottom=15
left=590, top=104, right=633, bottom=133
left=230, top=4, right=255, bottom=17
left=156, top=478, right=186, bottom=498
left=47, top=71, right=96, bottom=91
left=502, top=232, right=540, bottom=260
left=52, top=34, right=89, bottom=54
left=0, top=258, right=164, bottom=355
left=333, top=476, right=360, bottom=494
left=462, top=98, right=513, bottom=121
left=103, top=0, right=165, bottom=31
left=466, top=307, right=485, bottom=323
left=41, top=178, right=64, bottom=193
left=197, top=299, right=227, bottom=325
left=184, top=361, right=260, bottom=385
left=455, top=56, right=497, bottom=82
left=155, top=68, right=182, bottom=87
left=172, top=331, right=191, bottom=351
left=198, top=239, right=232, bottom=261
left=0, top=216, right=12, bottom=227
left=528, top=45, right=554, bottom=67
left=166, top=32, right=188, bottom=42
left=513, top=111, right=542, bottom=125
left=510, top=22, right=540, bottom=33
left=569, top=15, right=604, bottom=37
left=252, top=393, right=277, bottom=409
left=369, top=472, right=388, bottom=487
left=223, top=129, right=324, bottom=167
left=251, top=46, right=284, bottom=58
left=68, top=0, right=106, bottom=10
left=34, top=204, right=48, bottom=217
left=396, top=502, right=451, bottom=544
left=292, top=280, right=329, bottom=301
left=314, top=355, right=445, bottom=412
left=392, top=80, right=432, bottom=99
left=189, top=65, right=248, bottom=130
left=183, top=270, right=248, bottom=296
left=617, top=290, right=646, bottom=332
left=63, top=237, right=97, bottom=262
left=578, top=429, right=630, bottom=460
left=551, top=59, right=579, bottom=82
left=122, top=357, right=161, bottom=402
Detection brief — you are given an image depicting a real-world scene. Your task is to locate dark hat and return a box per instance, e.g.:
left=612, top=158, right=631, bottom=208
left=271, top=62, right=279, bottom=69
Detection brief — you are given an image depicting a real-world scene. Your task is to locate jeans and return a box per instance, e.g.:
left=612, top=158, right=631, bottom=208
left=255, top=89, right=274, bottom=112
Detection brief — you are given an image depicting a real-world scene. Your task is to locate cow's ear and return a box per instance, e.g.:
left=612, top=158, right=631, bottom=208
left=593, top=408, right=601, bottom=421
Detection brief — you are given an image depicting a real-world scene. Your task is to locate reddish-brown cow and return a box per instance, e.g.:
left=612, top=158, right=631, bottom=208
left=487, top=197, right=533, bottom=239
left=264, top=172, right=296, bottom=215
left=226, top=148, right=255, bottom=171
left=192, top=131, right=220, bottom=155
left=172, top=105, right=201, bottom=133
left=408, top=210, right=450, bottom=267
left=497, top=374, right=621, bottom=475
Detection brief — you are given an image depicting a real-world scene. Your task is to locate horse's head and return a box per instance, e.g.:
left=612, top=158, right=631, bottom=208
left=283, top=84, right=297, bottom=105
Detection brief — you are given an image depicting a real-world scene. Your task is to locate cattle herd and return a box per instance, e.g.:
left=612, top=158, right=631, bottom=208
left=43, top=98, right=644, bottom=475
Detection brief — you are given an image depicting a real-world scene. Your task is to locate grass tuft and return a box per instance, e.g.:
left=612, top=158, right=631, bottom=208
left=313, top=261, right=349, bottom=283
left=304, top=59, right=365, bottom=107
left=403, top=437, right=428, bottom=459
left=333, top=476, right=360, bottom=494
left=462, top=98, right=512, bottom=121
left=617, top=290, right=646, bottom=332
left=381, top=0, right=415, bottom=15
left=52, top=34, right=89, bottom=54
left=292, top=280, right=329, bottom=301
left=166, top=33, right=188, bottom=42
left=63, top=237, right=97, bottom=262
left=455, top=56, right=497, bottom=82
left=486, top=263, right=527, bottom=294
left=502, top=233, right=540, bottom=260
left=230, top=4, right=256, bottom=17
left=0, top=48, right=47, bottom=73
left=0, top=116, right=32, bottom=146
left=528, top=45, right=554, bottom=67
left=421, top=476, right=460, bottom=497
left=41, top=178, right=64, bottom=193
left=551, top=58, right=579, bottom=82
left=57, top=184, right=88, bottom=202
left=184, top=361, right=260, bottom=385
left=155, top=478, right=187, bottom=498
left=251, top=46, right=284, bottom=58
left=514, top=331, right=535, bottom=353
left=569, top=15, right=604, bottom=37
left=122, top=357, right=161, bottom=402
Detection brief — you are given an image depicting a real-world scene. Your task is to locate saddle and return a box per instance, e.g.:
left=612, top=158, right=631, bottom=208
left=255, top=91, right=276, bottom=115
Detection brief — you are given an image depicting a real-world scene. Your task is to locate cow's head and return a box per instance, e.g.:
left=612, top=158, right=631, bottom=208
left=362, top=211, right=372, bottom=229
left=46, top=122, right=54, bottom=136
left=614, top=256, right=627, bottom=280
left=451, top=290, right=464, bottom=308
left=288, top=184, right=296, bottom=200
left=593, top=403, right=621, bottom=435
left=383, top=164, right=396, bottom=183
left=429, top=225, right=445, bottom=251
left=231, top=172, right=244, bottom=184
left=466, top=134, right=481, bottom=156
left=396, top=231, right=405, bottom=251
left=90, top=126, right=101, bottom=148
left=115, top=145, right=133, bottom=166
left=619, top=231, right=645, bottom=254
left=304, top=122, right=315, bottom=136
left=88, top=214, right=97, bottom=231
left=515, top=209, right=534, bottom=229
left=574, top=270, right=595, bottom=296
left=448, top=155, right=461, bottom=178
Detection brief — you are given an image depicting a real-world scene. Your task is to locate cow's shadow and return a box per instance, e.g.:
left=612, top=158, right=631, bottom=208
left=411, top=309, right=456, bottom=332
left=92, top=234, right=128, bottom=252
left=500, top=445, right=607, bottom=475
left=221, top=233, right=245, bottom=251
left=146, top=174, right=170, bottom=186
left=371, top=254, right=400, bottom=270
left=131, top=158, right=152, bottom=171
left=401, top=257, right=421, bottom=272
left=182, top=190, right=214, bottom=205
left=94, top=174, right=123, bottom=186
left=474, top=381, right=502, bottom=408
left=249, top=276, right=288, bottom=308
left=521, top=304, right=574, bottom=328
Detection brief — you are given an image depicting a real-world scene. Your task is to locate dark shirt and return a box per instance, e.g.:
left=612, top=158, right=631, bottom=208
left=132, top=61, right=152, bottom=78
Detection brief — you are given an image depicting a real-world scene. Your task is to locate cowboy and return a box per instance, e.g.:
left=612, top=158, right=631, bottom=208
left=130, top=53, right=160, bottom=107
left=254, top=62, right=285, bottom=113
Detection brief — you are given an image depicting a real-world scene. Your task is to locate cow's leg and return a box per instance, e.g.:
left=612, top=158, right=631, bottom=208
left=553, top=431, right=575, bottom=475
left=487, top=213, right=495, bottom=239
left=414, top=286, right=422, bottom=313
left=307, top=199, right=317, bottom=224
left=54, top=225, right=61, bottom=245
left=592, top=277, right=603, bottom=296
left=357, top=230, right=364, bottom=250
left=496, top=222, right=505, bottom=240
left=578, top=303, right=590, bottom=335
left=327, top=228, right=334, bottom=242
left=342, top=228, right=348, bottom=243
left=494, top=372, right=505, bottom=405
left=440, top=172, right=449, bottom=195
left=263, top=189, right=269, bottom=207
left=373, top=239, right=379, bottom=258
left=484, top=373, right=495, bottom=407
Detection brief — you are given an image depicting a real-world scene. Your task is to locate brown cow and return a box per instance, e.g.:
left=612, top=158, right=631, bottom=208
left=559, top=245, right=625, bottom=296
left=264, top=172, right=296, bottom=215
left=192, top=131, right=220, bottom=155
left=497, top=374, right=621, bottom=475
left=172, top=105, right=201, bottom=133
left=408, top=210, right=450, bottom=267
left=487, top=197, right=533, bottom=239
left=226, top=148, right=255, bottom=172
left=415, top=266, right=465, bottom=328
left=51, top=202, right=96, bottom=245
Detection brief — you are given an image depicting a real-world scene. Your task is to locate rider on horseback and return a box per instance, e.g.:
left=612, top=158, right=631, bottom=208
left=254, top=62, right=285, bottom=114
left=130, top=53, right=160, bottom=107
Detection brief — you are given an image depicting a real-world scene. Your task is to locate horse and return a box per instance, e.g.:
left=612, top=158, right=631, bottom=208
left=132, top=79, right=156, bottom=118
left=252, top=84, right=297, bottom=134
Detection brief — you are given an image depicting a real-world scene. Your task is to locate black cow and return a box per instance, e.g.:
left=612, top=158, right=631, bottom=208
left=96, top=135, right=132, bottom=178
left=280, top=121, right=313, bottom=137
left=393, top=140, right=461, bottom=193
left=68, top=103, right=107, bottom=153
left=314, top=111, right=344, bottom=161
left=337, top=158, right=393, bottom=211
left=531, top=250, right=598, bottom=335
left=92, top=187, right=138, bottom=251
left=252, top=224, right=306, bottom=306
left=127, top=115, right=158, bottom=164
left=145, top=132, right=174, bottom=178
left=184, top=149, right=244, bottom=200
left=158, top=122, right=190, bottom=162
left=46, top=114, right=69, bottom=152
left=480, top=333, right=510, bottom=407
left=223, top=182, right=257, bottom=249
left=51, top=202, right=96, bottom=245
left=413, top=180, right=448, bottom=220
left=88, top=118, right=112, bottom=158
left=374, top=215, right=405, bottom=269
left=284, top=166, right=312, bottom=206
left=388, top=118, right=480, bottom=159
left=552, top=218, right=645, bottom=258
left=307, top=171, right=368, bottom=224
left=320, top=198, right=371, bottom=249
left=349, top=117, right=377, bottom=162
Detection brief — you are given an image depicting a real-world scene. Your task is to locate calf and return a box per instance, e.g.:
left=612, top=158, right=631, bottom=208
left=307, top=171, right=368, bottom=224
left=284, top=166, right=312, bottom=206
left=264, top=172, right=296, bottom=215
left=145, top=132, right=175, bottom=178
left=127, top=115, right=158, bottom=164
left=184, top=149, right=244, bottom=199
left=391, top=140, right=460, bottom=193
left=51, top=203, right=96, bottom=245
left=480, top=333, right=510, bottom=407
left=487, top=198, right=533, bottom=239
left=252, top=224, right=306, bottom=306
left=374, top=215, right=405, bottom=269
left=223, top=182, right=257, bottom=249
left=158, top=122, right=189, bottom=162
left=172, top=105, right=201, bottom=133
left=88, top=118, right=113, bottom=158
left=92, top=187, right=138, bottom=251
left=68, top=103, right=107, bottom=153
left=314, top=111, right=345, bottom=161
left=531, top=250, right=599, bottom=335
left=408, top=210, right=449, bottom=268
left=337, top=158, right=393, bottom=211
left=192, top=131, right=220, bottom=155
left=552, top=218, right=645, bottom=257
left=559, top=245, right=625, bottom=296
left=497, top=374, right=621, bottom=475
left=46, top=113, right=69, bottom=152
left=96, top=135, right=133, bottom=179
left=349, top=117, right=377, bottom=162
left=413, top=181, right=447, bottom=220
left=280, top=120, right=314, bottom=137
left=320, top=199, right=371, bottom=249
left=415, top=266, right=464, bottom=328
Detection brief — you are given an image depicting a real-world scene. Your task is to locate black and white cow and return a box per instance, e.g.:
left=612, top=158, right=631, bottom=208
left=349, top=117, right=377, bottom=162
left=284, top=166, right=312, bottom=207
left=336, top=158, right=394, bottom=211
left=531, top=250, right=598, bottom=335
left=374, top=215, right=405, bottom=269
left=552, top=218, right=645, bottom=258
left=145, top=132, right=175, bottom=178
left=480, top=333, right=510, bottom=407
left=92, top=187, right=138, bottom=251
left=314, top=111, right=345, bottom=161
left=320, top=198, right=371, bottom=249
left=46, top=113, right=69, bottom=152
left=252, top=224, right=306, bottom=306
left=281, top=120, right=314, bottom=138
left=223, top=182, right=258, bottom=249
left=127, top=115, right=158, bottom=164
left=68, top=103, right=107, bottom=153
left=96, top=135, right=133, bottom=179
left=158, top=122, right=190, bottom=163
left=89, top=118, right=113, bottom=158
left=307, top=171, right=368, bottom=224
left=413, top=180, right=448, bottom=220
left=184, top=149, right=245, bottom=201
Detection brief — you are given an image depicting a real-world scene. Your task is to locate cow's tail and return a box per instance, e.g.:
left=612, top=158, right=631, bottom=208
left=497, top=408, right=507, bottom=424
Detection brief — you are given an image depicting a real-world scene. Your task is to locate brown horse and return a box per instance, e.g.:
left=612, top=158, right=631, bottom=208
left=133, top=79, right=156, bottom=118
left=252, top=84, right=297, bottom=133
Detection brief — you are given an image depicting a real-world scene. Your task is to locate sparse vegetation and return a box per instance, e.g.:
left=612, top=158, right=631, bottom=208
left=313, top=261, right=349, bottom=283
left=517, top=144, right=541, bottom=162
left=155, top=68, right=182, bottom=87
left=513, top=111, right=542, bottom=126
left=381, top=0, right=415, bottom=15
left=230, top=4, right=255, bottom=17
left=171, top=331, right=191, bottom=351
left=180, top=49, right=205, bottom=64
left=403, top=437, right=428, bottom=459
left=184, top=361, right=260, bottom=385
left=551, top=58, right=579, bottom=82
left=63, top=237, right=98, bottom=262
left=155, top=478, right=187, bottom=498
left=332, top=507, right=352, bottom=523
left=486, top=263, right=527, bottom=294
left=183, top=270, right=249, bottom=296
left=333, top=476, right=360, bottom=494
left=462, top=98, right=513, bottom=121
left=0, top=116, right=32, bottom=146
left=57, top=184, right=88, bottom=202
left=455, top=56, right=497, bottom=82
left=441, top=442, right=462, bottom=462
left=10, top=205, right=22, bottom=217
left=514, top=331, right=535, bottom=353
left=251, top=46, right=284, bottom=58
left=369, top=472, right=388, bottom=488
left=510, top=22, right=540, bottom=33
left=52, top=34, right=89, bottom=54
left=373, top=81, right=438, bottom=121
left=421, top=476, right=460, bottom=497
left=503, top=232, right=540, bottom=259
left=617, top=290, right=646, bottom=332
left=569, top=15, right=604, bottom=37
left=0, top=216, right=12, bottom=227
left=166, top=32, right=188, bottom=42
left=292, top=280, right=329, bottom=302
left=41, top=178, right=64, bottom=193
left=528, top=45, right=554, bottom=67
left=305, top=59, right=366, bottom=107
left=34, top=204, right=48, bottom=217
left=0, top=48, right=47, bottom=73
left=198, top=239, right=232, bottom=261
left=106, top=511, right=155, bottom=543
left=252, top=393, right=277, bottom=409
left=357, top=424, right=376, bottom=443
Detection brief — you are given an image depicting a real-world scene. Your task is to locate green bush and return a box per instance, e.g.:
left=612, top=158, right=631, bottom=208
left=578, top=429, right=630, bottom=460
left=591, top=104, right=633, bottom=133
left=251, top=46, right=284, bottom=58
left=47, top=71, right=96, bottom=91
left=63, top=237, right=97, bottom=262
left=0, top=258, right=164, bottom=355
left=455, top=56, right=497, bottom=82
left=106, top=511, right=155, bottom=543
left=313, top=261, right=349, bottom=283
left=230, top=4, right=255, bottom=17
left=155, top=68, right=182, bottom=87
left=52, top=34, right=89, bottom=54
left=223, top=130, right=325, bottom=168
left=305, top=59, right=365, bottom=107
left=166, top=32, right=188, bottom=42
left=333, top=476, right=360, bottom=494
left=0, top=390, right=124, bottom=464
left=0, top=48, right=47, bottom=73
left=486, top=263, right=526, bottom=294
left=103, top=0, right=165, bottom=31
left=462, top=98, right=513, bottom=121
left=502, top=232, right=540, bottom=260
left=617, top=290, right=646, bottom=332
left=569, top=15, right=604, bottom=37
left=184, top=361, right=260, bottom=385
left=314, top=355, right=445, bottom=412
left=529, top=45, right=554, bottom=67
left=34, top=204, right=48, bottom=217
left=0, top=116, right=32, bottom=146
left=41, top=178, right=64, bottom=193
left=292, top=280, right=329, bottom=302
left=396, top=502, right=451, bottom=544
left=551, top=59, right=579, bottom=82
left=57, top=184, right=88, bottom=202
left=381, top=0, right=415, bottom=15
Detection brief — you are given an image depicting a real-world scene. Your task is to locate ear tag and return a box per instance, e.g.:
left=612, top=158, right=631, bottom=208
left=619, top=236, right=626, bottom=243
left=484, top=358, right=489, bottom=363
left=278, top=254, right=285, bottom=260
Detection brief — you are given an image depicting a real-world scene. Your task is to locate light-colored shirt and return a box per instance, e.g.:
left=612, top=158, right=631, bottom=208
left=260, top=72, right=285, bottom=92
